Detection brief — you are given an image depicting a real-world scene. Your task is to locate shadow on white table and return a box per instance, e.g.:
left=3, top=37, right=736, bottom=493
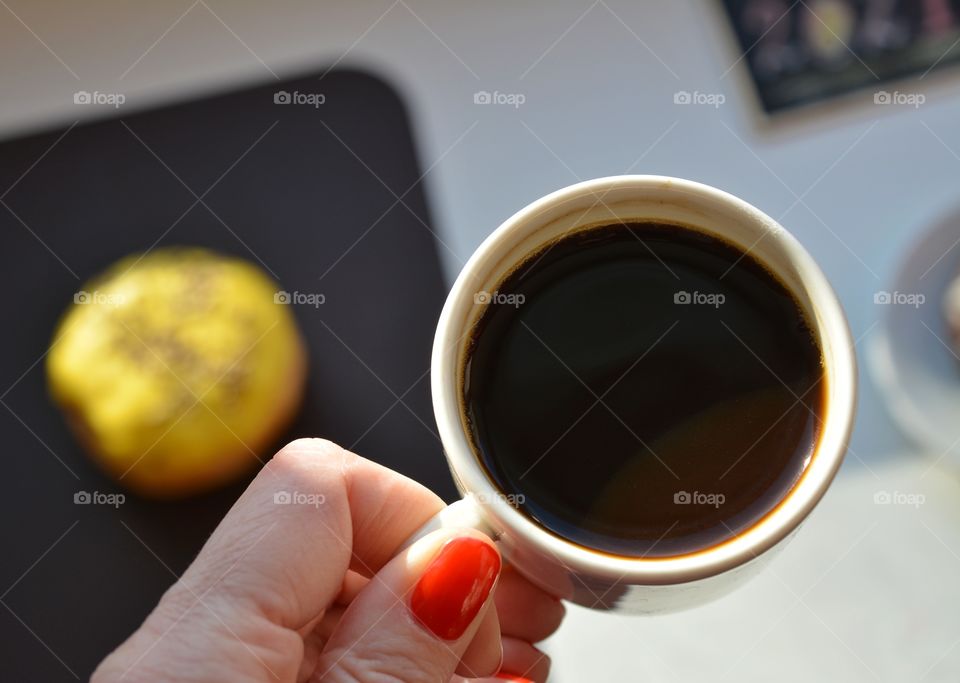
left=543, top=456, right=960, bottom=683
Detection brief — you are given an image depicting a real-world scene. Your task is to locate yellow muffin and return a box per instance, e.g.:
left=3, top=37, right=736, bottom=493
left=47, top=248, right=307, bottom=498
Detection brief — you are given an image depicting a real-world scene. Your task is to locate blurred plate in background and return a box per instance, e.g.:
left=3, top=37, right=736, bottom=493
left=869, top=199, right=960, bottom=461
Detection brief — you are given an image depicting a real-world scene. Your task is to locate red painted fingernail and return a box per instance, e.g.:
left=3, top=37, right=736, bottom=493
left=410, top=536, right=501, bottom=640
left=495, top=675, right=534, bottom=682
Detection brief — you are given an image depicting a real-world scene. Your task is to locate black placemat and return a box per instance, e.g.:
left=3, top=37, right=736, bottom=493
left=0, top=69, right=452, bottom=681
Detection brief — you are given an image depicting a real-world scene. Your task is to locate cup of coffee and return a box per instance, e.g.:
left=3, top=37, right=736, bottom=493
left=417, top=175, right=856, bottom=613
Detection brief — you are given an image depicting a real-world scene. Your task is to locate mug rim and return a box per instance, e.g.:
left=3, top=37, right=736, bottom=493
left=431, top=175, right=857, bottom=584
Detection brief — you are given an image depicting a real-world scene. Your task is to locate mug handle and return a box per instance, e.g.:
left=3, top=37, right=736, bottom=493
left=399, top=494, right=499, bottom=551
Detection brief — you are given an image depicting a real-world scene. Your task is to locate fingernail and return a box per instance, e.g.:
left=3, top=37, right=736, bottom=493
left=410, top=536, right=501, bottom=640
left=495, top=675, right=534, bottom=682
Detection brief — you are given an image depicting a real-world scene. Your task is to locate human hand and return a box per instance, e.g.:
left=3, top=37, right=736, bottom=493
left=93, top=439, right=563, bottom=682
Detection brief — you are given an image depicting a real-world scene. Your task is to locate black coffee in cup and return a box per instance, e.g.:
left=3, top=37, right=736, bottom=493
left=463, top=222, right=825, bottom=557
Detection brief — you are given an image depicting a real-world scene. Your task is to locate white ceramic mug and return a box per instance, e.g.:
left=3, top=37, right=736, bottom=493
left=417, top=175, right=856, bottom=614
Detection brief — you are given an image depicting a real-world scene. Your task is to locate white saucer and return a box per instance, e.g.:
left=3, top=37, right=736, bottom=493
left=869, top=200, right=960, bottom=460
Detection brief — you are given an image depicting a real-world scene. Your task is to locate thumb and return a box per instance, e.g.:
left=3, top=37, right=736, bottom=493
left=312, top=529, right=502, bottom=682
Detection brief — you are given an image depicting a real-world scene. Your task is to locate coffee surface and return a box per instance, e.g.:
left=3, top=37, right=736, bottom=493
left=464, top=222, right=825, bottom=557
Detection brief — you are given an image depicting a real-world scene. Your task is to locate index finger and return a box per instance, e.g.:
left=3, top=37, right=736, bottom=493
left=172, top=438, right=446, bottom=631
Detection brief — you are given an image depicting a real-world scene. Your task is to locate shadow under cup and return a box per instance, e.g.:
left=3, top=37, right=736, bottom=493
left=433, top=177, right=855, bottom=602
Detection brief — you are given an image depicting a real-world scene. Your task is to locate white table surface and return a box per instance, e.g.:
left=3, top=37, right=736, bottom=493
left=2, top=1, right=959, bottom=680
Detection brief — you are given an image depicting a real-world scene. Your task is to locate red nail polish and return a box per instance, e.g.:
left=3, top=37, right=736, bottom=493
left=495, top=675, right=534, bottom=682
left=410, top=536, right=501, bottom=640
